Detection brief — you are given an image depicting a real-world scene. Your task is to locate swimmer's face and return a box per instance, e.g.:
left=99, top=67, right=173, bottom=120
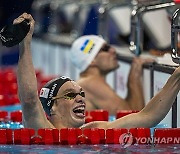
left=50, top=81, right=86, bottom=127
left=94, top=44, right=119, bottom=73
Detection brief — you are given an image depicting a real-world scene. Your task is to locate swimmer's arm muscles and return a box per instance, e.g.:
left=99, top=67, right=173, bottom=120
left=17, top=15, right=53, bottom=129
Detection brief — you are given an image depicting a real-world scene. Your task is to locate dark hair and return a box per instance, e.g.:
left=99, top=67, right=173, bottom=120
left=39, top=76, right=72, bottom=116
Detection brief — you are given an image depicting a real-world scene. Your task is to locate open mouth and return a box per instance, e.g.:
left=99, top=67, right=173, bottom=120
left=73, top=105, right=85, bottom=118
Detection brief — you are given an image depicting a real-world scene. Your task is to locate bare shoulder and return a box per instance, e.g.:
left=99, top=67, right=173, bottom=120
left=77, top=76, right=103, bottom=90
left=77, top=76, right=112, bottom=97
left=78, top=76, right=113, bottom=105
left=22, top=99, right=54, bottom=129
left=77, top=76, right=126, bottom=114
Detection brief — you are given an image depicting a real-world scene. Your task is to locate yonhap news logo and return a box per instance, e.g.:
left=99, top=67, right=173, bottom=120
left=119, top=133, right=134, bottom=148
left=119, top=133, right=180, bottom=148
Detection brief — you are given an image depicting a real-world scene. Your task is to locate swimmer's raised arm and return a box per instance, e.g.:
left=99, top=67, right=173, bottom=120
left=82, top=66, right=180, bottom=129
left=16, top=13, right=54, bottom=129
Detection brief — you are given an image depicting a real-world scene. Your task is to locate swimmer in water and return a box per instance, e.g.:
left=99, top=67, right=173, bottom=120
left=17, top=13, right=180, bottom=130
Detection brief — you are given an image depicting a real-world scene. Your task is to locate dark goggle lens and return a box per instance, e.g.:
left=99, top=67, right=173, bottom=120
left=65, top=91, right=85, bottom=99
left=80, top=91, right=85, bottom=97
left=66, top=93, right=77, bottom=98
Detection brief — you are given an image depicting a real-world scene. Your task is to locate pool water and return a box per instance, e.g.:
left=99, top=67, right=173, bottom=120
left=0, top=144, right=180, bottom=153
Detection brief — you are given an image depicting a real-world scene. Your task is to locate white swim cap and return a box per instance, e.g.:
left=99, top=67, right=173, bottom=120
left=70, top=35, right=106, bottom=72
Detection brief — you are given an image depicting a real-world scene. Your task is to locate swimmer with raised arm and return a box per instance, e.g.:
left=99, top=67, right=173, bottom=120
left=17, top=13, right=180, bottom=130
